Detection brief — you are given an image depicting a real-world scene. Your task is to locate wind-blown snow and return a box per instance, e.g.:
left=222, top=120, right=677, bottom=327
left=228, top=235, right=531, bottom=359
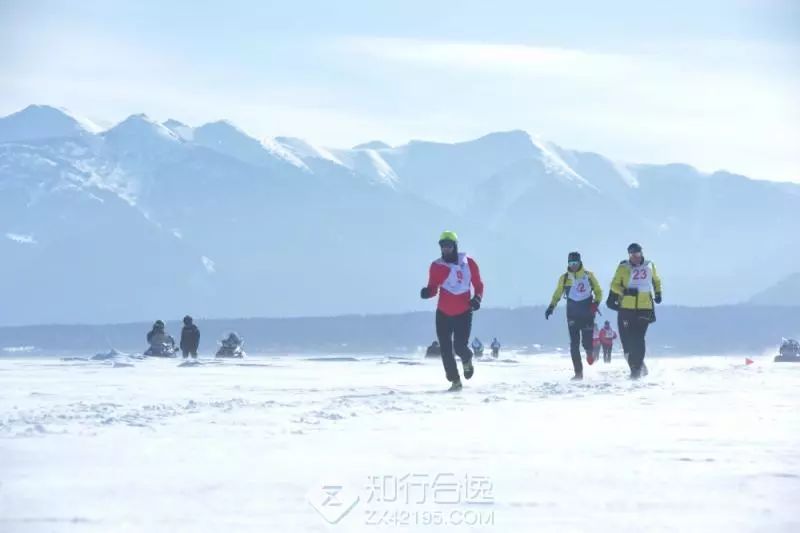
left=276, top=137, right=344, bottom=166
left=59, top=108, right=103, bottom=134
left=330, top=147, right=400, bottom=187
left=0, top=354, right=796, bottom=532
left=530, top=136, right=596, bottom=190
left=162, top=119, right=194, bottom=141
left=611, top=159, right=640, bottom=188
left=259, top=137, right=309, bottom=170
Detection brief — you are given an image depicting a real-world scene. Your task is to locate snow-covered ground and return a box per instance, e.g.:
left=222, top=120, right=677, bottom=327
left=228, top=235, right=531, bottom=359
left=1, top=353, right=797, bottom=532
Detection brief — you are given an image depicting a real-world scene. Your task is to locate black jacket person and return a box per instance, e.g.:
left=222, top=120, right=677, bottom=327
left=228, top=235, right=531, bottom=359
left=180, top=315, right=200, bottom=359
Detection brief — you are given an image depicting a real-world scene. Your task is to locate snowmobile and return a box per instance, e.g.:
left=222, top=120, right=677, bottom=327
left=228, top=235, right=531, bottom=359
left=774, top=338, right=800, bottom=362
left=216, top=342, right=246, bottom=359
left=425, top=341, right=441, bottom=358
left=144, top=341, right=178, bottom=358
left=216, top=334, right=246, bottom=359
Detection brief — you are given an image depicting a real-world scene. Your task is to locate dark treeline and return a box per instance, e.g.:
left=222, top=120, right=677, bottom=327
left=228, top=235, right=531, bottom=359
left=0, top=305, right=797, bottom=356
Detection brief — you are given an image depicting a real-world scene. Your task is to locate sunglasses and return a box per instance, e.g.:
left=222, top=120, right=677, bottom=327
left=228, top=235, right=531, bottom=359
left=439, top=242, right=455, bottom=248
left=567, top=260, right=580, bottom=267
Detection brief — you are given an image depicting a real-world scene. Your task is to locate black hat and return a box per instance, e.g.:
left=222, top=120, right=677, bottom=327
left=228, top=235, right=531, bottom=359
left=183, top=315, right=193, bottom=325
left=568, top=251, right=581, bottom=262
left=627, top=243, right=642, bottom=253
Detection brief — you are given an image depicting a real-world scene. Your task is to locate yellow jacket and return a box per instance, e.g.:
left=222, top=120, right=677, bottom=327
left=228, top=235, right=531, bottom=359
left=549, top=268, right=603, bottom=308
left=610, top=260, right=662, bottom=310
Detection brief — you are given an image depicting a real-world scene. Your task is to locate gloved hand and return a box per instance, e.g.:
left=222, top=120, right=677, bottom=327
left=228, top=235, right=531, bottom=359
left=470, top=295, right=482, bottom=311
left=545, top=305, right=554, bottom=320
left=654, top=292, right=662, bottom=304
left=420, top=287, right=431, bottom=299
left=606, top=293, right=620, bottom=311
left=623, top=288, right=639, bottom=296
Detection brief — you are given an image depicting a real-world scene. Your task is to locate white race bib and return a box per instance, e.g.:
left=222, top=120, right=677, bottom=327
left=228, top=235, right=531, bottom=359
left=567, top=272, right=592, bottom=302
left=627, top=261, right=653, bottom=292
left=438, top=253, right=472, bottom=295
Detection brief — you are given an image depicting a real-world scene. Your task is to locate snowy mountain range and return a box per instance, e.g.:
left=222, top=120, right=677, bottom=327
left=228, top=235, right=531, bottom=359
left=2, top=104, right=799, bottom=325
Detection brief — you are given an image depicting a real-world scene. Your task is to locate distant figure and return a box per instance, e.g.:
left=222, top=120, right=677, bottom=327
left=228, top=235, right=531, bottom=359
left=420, top=230, right=484, bottom=391
left=147, top=320, right=175, bottom=348
left=180, top=315, right=200, bottom=360
left=490, top=337, right=501, bottom=358
left=592, top=324, right=602, bottom=363
left=425, top=340, right=441, bottom=358
left=599, top=320, right=618, bottom=362
left=222, top=332, right=242, bottom=349
left=145, top=320, right=176, bottom=356
left=471, top=337, right=484, bottom=357
left=216, top=332, right=245, bottom=358
left=779, top=338, right=800, bottom=358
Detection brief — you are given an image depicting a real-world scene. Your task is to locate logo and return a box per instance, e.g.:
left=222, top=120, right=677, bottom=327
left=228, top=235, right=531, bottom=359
left=307, top=483, right=360, bottom=524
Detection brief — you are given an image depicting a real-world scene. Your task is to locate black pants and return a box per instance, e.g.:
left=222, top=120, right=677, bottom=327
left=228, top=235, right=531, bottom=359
left=602, top=344, right=612, bottom=362
left=567, top=316, right=594, bottom=375
left=436, top=310, right=473, bottom=382
left=182, top=349, right=197, bottom=358
left=618, top=310, right=652, bottom=376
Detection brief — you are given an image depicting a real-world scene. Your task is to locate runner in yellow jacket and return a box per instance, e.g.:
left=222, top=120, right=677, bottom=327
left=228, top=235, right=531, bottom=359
left=545, top=251, right=603, bottom=380
left=606, top=242, right=662, bottom=379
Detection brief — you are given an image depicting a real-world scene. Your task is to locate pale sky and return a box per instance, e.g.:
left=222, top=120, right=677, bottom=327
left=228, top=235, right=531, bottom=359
left=1, top=0, right=798, bottom=182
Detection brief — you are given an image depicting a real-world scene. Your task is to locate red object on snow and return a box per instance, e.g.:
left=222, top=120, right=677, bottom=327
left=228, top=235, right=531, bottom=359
left=745, top=358, right=754, bottom=365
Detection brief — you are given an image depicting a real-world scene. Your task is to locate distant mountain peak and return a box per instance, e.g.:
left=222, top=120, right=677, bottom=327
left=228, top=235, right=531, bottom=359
left=193, top=121, right=309, bottom=170
left=104, top=114, right=180, bottom=143
left=353, top=140, right=391, bottom=150
left=197, top=119, right=242, bottom=133
left=0, top=104, right=101, bottom=143
left=477, top=129, right=531, bottom=141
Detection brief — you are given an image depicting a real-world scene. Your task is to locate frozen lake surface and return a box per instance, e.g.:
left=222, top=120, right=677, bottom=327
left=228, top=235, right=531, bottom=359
left=1, top=353, right=798, bottom=532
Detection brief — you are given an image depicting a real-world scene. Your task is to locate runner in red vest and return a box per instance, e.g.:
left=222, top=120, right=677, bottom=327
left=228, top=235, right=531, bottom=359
left=599, top=320, right=618, bottom=363
left=420, top=231, right=484, bottom=391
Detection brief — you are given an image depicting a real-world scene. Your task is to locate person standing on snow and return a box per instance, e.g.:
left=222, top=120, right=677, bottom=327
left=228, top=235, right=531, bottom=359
left=180, top=315, right=200, bottom=360
left=606, top=243, right=662, bottom=379
left=599, top=320, right=618, bottom=362
left=490, top=337, right=501, bottom=358
left=471, top=337, right=484, bottom=357
left=420, top=231, right=484, bottom=391
left=545, top=251, right=603, bottom=380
